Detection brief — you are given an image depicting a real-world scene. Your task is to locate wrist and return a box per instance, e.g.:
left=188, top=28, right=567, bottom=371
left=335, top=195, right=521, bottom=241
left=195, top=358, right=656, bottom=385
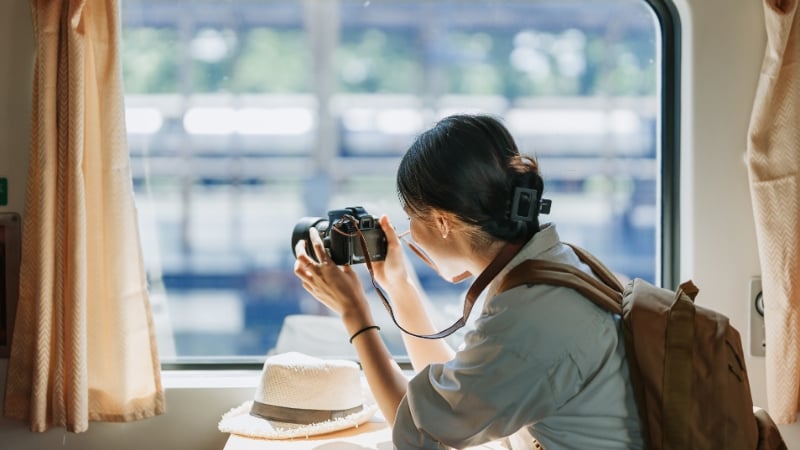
left=349, top=325, right=380, bottom=343
left=387, top=276, right=417, bottom=293
left=341, top=308, right=374, bottom=335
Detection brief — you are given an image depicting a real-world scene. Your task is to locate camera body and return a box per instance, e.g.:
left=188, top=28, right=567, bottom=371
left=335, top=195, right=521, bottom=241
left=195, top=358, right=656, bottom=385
left=292, top=206, right=387, bottom=265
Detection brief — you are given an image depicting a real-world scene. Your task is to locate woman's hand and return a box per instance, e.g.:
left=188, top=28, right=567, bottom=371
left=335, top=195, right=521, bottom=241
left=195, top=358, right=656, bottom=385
left=371, top=215, right=412, bottom=292
left=293, top=227, right=371, bottom=327
left=295, top=226, right=410, bottom=426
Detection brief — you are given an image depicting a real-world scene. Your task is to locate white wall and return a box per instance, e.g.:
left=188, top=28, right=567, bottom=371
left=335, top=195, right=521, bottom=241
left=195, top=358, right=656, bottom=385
left=676, top=0, right=800, bottom=443
left=1, top=0, right=798, bottom=448
left=0, top=1, right=32, bottom=217
left=0, top=360, right=255, bottom=450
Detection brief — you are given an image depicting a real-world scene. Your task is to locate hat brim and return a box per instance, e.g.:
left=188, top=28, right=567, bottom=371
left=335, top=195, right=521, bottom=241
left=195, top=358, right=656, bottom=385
left=218, top=400, right=378, bottom=440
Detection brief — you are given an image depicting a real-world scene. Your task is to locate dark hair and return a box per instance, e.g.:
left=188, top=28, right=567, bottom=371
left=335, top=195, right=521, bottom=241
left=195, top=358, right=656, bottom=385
left=397, top=114, right=545, bottom=244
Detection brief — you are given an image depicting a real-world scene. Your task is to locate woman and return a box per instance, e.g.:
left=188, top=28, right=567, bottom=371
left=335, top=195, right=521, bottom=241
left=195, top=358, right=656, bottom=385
left=293, top=114, right=643, bottom=449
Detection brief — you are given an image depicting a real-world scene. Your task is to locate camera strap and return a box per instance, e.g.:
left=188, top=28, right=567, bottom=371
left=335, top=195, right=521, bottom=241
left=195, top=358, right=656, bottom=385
left=346, top=215, right=524, bottom=339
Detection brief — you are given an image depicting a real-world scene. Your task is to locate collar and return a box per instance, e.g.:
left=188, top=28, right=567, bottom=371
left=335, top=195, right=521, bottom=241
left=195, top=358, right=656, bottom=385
left=485, top=223, right=561, bottom=299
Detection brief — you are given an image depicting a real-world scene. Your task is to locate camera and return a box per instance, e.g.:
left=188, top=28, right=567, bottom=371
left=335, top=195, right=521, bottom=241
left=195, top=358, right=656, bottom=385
left=291, top=206, right=388, bottom=265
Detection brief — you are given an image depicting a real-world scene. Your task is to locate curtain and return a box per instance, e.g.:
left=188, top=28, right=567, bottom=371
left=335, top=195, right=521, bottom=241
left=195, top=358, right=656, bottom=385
left=2, top=0, right=165, bottom=432
left=746, top=0, right=800, bottom=425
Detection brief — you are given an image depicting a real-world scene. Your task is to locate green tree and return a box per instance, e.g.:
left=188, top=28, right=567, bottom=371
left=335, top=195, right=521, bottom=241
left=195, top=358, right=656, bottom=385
left=230, top=28, right=311, bottom=93
left=121, top=28, right=180, bottom=93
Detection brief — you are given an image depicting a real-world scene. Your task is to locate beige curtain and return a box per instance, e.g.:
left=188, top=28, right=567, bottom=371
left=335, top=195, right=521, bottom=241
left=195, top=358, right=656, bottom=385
left=746, top=0, right=800, bottom=425
left=2, top=0, right=165, bottom=432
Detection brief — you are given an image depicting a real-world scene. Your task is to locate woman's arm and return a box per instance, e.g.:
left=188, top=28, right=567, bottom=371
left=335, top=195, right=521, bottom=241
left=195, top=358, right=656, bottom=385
left=383, top=277, right=456, bottom=370
left=294, top=227, right=408, bottom=424
left=344, top=314, right=409, bottom=425
left=372, top=215, right=455, bottom=370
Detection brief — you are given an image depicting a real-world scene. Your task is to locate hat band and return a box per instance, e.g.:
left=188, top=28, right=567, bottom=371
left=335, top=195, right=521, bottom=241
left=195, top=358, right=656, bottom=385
left=250, top=400, right=364, bottom=425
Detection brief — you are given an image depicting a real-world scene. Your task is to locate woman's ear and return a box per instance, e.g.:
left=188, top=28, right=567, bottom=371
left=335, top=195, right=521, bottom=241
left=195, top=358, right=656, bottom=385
left=436, top=212, right=451, bottom=239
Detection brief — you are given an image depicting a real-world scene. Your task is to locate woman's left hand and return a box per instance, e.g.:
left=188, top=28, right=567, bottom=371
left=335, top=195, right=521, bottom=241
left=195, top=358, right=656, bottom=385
left=371, top=215, right=412, bottom=292
left=293, top=227, right=372, bottom=324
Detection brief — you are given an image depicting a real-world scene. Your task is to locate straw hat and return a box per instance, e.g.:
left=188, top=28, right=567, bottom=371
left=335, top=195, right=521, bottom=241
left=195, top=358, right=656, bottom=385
left=218, top=351, right=378, bottom=439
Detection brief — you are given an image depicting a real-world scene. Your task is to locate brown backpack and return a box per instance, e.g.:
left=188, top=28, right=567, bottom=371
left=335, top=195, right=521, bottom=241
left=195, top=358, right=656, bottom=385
left=497, top=244, right=787, bottom=450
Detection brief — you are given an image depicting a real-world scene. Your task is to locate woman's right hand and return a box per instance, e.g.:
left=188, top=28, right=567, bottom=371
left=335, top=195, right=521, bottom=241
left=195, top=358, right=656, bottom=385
left=293, top=227, right=372, bottom=327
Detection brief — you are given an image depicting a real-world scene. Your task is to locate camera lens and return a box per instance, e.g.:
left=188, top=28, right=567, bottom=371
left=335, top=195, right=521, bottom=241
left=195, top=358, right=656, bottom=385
left=291, top=217, right=328, bottom=260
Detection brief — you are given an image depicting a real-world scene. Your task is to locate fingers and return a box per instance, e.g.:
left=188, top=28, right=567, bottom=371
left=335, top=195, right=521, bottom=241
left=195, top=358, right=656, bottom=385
left=309, top=227, right=334, bottom=266
left=294, top=228, right=329, bottom=262
left=379, top=215, right=396, bottom=238
left=294, top=240, right=321, bottom=280
left=294, top=240, right=313, bottom=268
left=294, top=228, right=338, bottom=281
left=380, top=215, right=403, bottom=251
left=292, top=233, right=369, bottom=318
left=293, top=255, right=315, bottom=279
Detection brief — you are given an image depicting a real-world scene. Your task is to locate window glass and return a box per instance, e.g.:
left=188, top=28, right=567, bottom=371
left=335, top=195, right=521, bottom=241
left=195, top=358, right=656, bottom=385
left=122, top=0, right=662, bottom=362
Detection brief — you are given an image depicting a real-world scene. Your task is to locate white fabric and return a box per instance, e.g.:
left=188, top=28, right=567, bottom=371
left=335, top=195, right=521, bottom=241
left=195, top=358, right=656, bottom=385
left=392, top=224, right=644, bottom=449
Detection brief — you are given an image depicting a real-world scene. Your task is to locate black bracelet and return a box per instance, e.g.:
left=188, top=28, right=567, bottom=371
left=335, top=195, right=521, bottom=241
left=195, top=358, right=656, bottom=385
left=349, top=325, right=380, bottom=344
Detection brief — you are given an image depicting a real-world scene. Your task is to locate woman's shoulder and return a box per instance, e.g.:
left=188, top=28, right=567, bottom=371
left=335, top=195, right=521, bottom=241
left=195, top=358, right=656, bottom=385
left=477, top=280, right=617, bottom=359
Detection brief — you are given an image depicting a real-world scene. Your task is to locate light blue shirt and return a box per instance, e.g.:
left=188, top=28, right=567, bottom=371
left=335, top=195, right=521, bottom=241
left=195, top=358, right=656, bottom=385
left=393, top=224, right=644, bottom=449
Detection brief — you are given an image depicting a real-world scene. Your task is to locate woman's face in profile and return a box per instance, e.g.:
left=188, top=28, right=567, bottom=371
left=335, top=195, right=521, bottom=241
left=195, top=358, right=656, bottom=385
left=407, top=210, right=469, bottom=283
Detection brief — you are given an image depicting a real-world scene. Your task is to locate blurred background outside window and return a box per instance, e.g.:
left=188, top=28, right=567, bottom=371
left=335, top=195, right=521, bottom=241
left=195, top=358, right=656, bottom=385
left=121, top=0, right=662, bottom=363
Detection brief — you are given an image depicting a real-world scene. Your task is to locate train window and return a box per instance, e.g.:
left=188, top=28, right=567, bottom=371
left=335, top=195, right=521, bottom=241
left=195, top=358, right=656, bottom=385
left=121, top=0, right=669, bottom=363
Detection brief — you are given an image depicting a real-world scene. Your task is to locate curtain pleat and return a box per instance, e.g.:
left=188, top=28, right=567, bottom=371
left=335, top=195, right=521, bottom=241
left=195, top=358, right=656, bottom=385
left=2, top=0, right=165, bottom=432
left=745, top=0, right=800, bottom=425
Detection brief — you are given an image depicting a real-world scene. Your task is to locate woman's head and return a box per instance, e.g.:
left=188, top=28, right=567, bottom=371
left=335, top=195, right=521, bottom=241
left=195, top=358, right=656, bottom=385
left=397, top=114, right=545, bottom=249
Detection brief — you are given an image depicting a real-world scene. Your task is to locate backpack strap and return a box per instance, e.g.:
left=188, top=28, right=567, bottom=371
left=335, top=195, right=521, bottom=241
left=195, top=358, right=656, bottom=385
left=566, top=243, right=625, bottom=293
left=498, top=245, right=708, bottom=450
left=496, top=245, right=648, bottom=444
left=496, top=244, right=624, bottom=315
left=662, top=288, right=695, bottom=450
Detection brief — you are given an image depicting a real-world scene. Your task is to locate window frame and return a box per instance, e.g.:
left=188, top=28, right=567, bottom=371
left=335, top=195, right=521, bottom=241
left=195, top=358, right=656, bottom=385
left=121, top=0, right=682, bottom=370
left=648, top=0, right=682, bottom=290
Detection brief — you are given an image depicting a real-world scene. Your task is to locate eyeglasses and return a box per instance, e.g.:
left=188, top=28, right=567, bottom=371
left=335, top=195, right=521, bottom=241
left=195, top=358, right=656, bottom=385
left=396, top=230, right=437, bottom=273
left=396, top=230, right=471, bottom=284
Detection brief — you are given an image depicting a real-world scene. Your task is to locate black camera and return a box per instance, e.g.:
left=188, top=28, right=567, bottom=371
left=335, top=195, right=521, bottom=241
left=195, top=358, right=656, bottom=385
left=291, top=206, right=388, bottom=265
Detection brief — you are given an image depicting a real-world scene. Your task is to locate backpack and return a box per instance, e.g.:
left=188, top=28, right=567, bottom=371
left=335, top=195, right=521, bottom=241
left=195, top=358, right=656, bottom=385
left=496, top=244, right=788, bottom=450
